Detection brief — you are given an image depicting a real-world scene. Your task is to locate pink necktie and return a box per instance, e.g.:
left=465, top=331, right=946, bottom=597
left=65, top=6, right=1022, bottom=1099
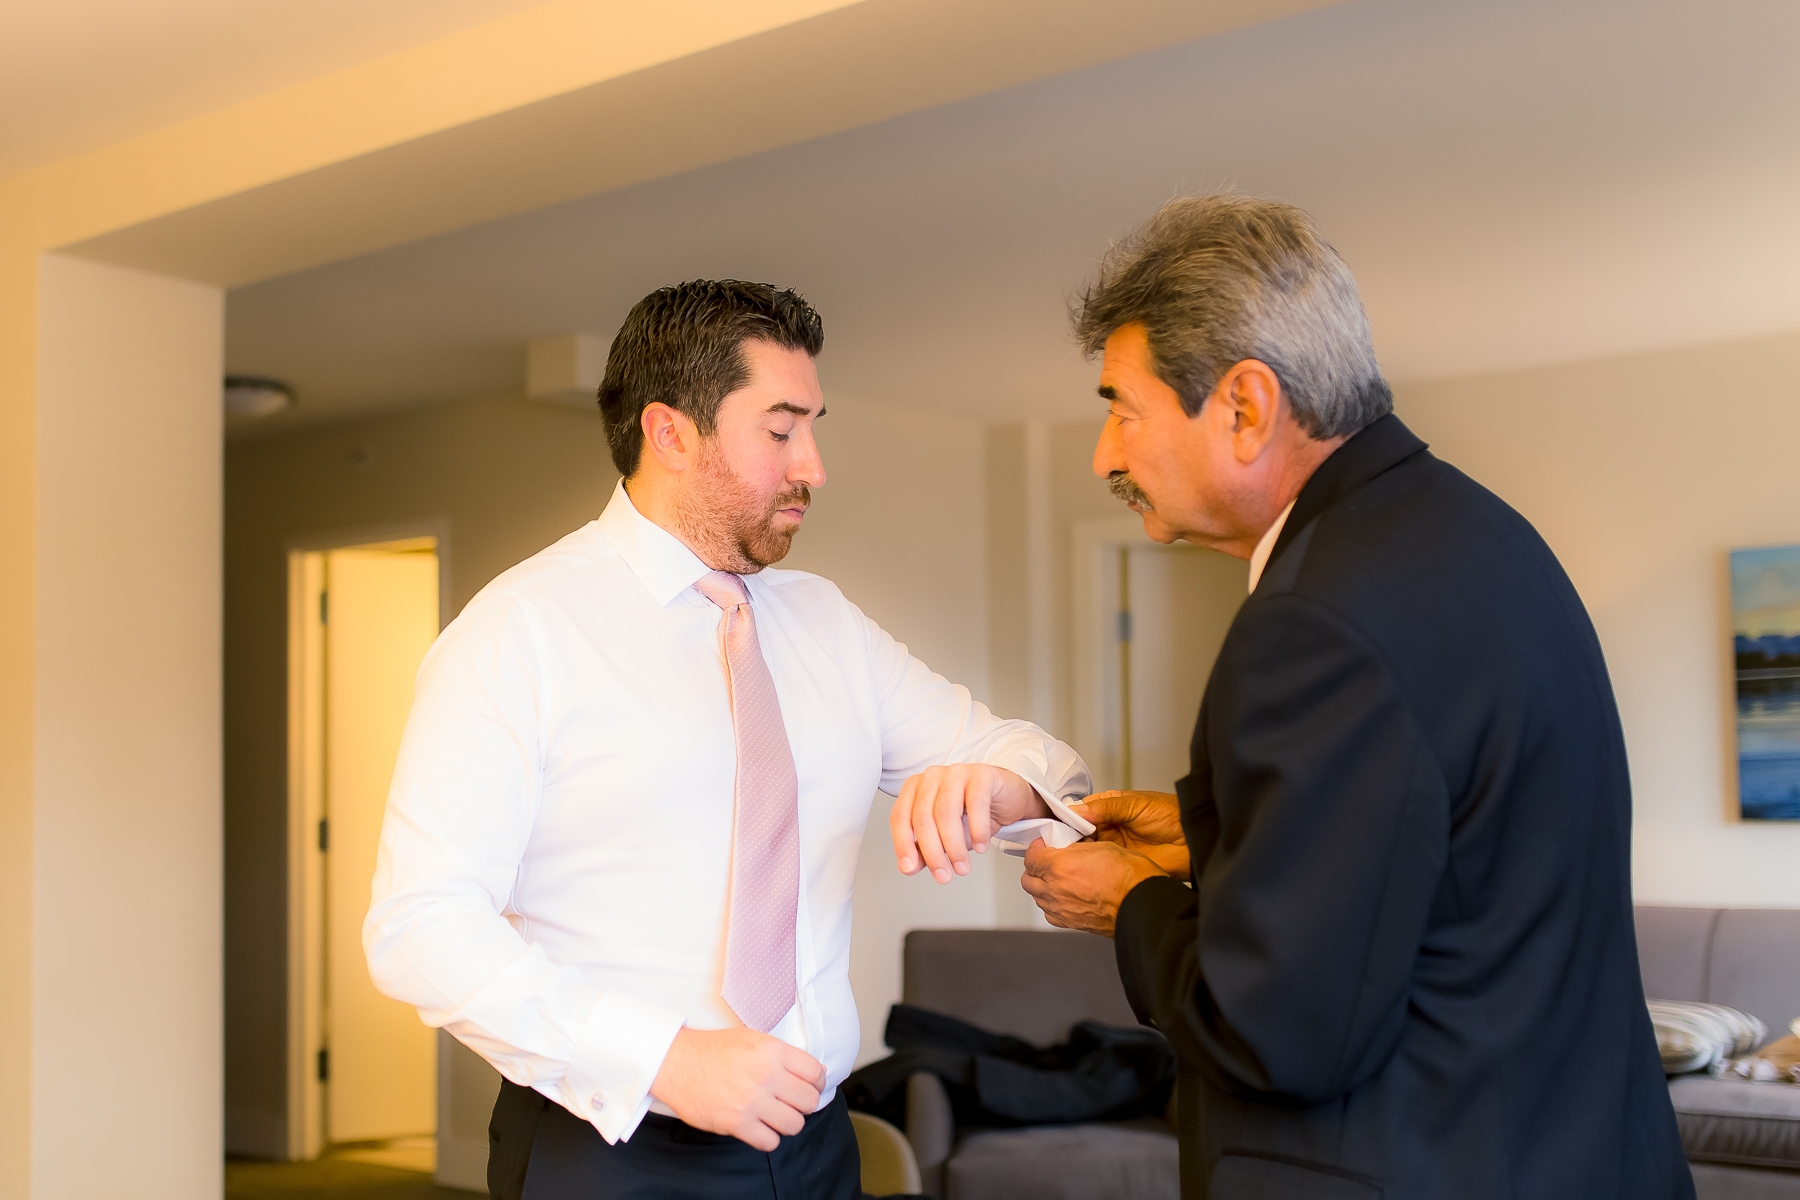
left=693, top=571, right=800, bottom=1032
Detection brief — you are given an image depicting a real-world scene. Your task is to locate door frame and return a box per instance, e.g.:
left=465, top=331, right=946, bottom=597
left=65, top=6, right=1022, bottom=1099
left=284, top=519, right=450, bottom=1160
left=1070, top=516, right=1157, bottom=794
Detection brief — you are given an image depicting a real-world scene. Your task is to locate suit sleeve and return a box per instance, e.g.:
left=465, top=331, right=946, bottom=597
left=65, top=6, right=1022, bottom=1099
left=1113, top=592, right=1449, bottom=1106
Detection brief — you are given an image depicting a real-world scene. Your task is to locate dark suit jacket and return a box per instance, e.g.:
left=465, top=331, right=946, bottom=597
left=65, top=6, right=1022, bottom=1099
left=1113, top=415, right=1691, bottom=1200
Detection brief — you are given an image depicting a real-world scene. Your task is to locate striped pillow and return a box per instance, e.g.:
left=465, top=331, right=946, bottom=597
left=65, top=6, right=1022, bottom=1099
left=1647, top=999, right=1767, bottom=1075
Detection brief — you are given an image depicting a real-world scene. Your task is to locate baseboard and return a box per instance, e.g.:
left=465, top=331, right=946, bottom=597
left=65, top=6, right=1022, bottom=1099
left=437, top=1134, right=490, bottom=1194
left=225, top=1105, right=288, bottom=1160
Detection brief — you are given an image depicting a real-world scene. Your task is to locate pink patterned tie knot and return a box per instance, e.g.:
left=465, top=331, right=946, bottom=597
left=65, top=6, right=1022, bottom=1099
left=693, top=571, right=800, bottom=1033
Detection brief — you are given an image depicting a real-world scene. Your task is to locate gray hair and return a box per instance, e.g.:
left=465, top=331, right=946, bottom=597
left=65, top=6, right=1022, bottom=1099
left=1072, top=194, right=1391, bottom=439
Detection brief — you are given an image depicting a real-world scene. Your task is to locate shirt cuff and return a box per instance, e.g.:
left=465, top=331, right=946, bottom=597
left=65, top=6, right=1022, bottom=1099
left=558, top=990, right=685, bottom=1144
left=989, top=747, right=1094, bottom=835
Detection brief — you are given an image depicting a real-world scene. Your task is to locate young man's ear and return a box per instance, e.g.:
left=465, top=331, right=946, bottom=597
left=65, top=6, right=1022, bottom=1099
left=640, top=402, right=699, bottom=473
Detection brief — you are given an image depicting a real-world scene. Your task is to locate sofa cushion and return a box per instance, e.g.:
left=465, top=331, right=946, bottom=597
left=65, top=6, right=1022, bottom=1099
left=1651, top=1000, right=1768, bottom=1074
left=945, top=1119, right=1177, bottom=1200
left=1670, top=1076, right=1800, bottom=1170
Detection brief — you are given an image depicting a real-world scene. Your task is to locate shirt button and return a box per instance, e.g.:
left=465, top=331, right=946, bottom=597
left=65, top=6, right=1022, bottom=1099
left=590, top=1094, right=606, bottom=1111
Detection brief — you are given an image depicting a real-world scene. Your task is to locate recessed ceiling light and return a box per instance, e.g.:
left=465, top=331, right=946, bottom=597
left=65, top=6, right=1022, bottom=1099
left=224, top=375, right=294, bottom=418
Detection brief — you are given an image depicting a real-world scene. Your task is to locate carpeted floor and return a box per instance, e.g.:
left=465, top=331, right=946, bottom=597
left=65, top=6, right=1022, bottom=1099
left=225, top=1157, right=480, bottom=1200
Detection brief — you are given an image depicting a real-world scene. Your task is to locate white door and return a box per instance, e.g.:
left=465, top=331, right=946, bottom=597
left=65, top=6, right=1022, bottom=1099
left=1109, top=544, right=1247, bottom=793
left=323, top=545, right=440, bottom=1144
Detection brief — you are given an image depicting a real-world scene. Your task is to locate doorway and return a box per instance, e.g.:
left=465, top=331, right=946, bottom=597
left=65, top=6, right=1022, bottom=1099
left=286, top=536, right=443, bottom=1167
left=1072, top=518, right=1248, bottom=794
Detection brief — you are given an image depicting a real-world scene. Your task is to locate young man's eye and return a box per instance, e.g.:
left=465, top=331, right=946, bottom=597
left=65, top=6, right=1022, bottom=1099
left=769, top=430, right=790, bottom=443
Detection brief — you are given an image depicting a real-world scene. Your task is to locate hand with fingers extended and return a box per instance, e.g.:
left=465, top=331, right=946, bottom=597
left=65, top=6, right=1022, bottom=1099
left=649, top=1026, right=826, bottom=1151
left=1081, top=790, right=1190, bottom=879
left=891, top=763, right=1047, bottom=883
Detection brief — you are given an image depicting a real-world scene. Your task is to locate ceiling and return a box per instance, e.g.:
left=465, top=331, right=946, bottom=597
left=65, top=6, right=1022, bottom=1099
left=225, top=0, right=1800, bottom=434
left=0, top=0, right=549, bottom=177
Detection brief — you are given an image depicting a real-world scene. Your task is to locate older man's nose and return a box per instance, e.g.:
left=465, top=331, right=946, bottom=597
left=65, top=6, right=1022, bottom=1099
left=1093, top=416, right=1124, bottom=479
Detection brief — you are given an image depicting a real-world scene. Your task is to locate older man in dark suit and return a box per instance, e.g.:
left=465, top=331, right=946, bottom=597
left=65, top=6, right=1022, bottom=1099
left=1019, top=195, right=1692, bottom=1199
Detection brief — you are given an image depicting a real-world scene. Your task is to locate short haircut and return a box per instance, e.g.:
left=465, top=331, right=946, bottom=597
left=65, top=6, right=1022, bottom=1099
left=598, top=279, right=825, bottom=477
left=1072, top=194, right=1391, bottom=439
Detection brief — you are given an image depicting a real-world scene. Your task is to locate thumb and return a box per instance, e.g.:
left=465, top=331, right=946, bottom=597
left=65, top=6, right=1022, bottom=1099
left=1076, top=791, right=1138, bottom=828
left=780, top=1043, right=826, bottom=1085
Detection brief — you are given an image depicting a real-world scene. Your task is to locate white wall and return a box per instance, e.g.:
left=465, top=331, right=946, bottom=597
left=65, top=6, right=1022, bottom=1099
left=1395, top=330, right=1800, bottom=907
left=34, top=254, right=222, bottom=1196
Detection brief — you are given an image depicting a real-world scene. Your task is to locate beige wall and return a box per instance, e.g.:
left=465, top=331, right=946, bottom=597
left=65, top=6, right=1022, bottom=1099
left=984, top=418, right=1118, bottom=727
left=984, top=418, right=1121, bottom=926
left=33, top=255, right=223, bottom=1197
left=0, top=183, right=37, bottom=1200
left=224, top=387, right=1005, bottom=1141
left=1395, top=331, right=1800, bottom=906
left=225, top=392, right=613, bottom=1152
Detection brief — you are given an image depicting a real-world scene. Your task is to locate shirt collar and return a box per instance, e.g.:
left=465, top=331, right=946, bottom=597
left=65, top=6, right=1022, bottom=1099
left=1247, top=500, right=1296, bottom=594
left=596, top=479, right=713, bottom=607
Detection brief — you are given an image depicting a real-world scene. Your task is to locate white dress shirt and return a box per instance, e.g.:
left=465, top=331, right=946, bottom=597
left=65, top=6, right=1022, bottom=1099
left=364, top=481, right=1090, bottom=1144
left=1247, top=499, right=1296, bottom=593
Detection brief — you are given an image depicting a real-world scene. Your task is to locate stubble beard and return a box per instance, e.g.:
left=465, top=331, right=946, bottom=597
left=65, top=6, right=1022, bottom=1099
left=675, top=445, right=810, bottom=574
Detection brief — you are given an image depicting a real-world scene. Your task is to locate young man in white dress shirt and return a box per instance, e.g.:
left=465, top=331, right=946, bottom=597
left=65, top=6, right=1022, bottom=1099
left=364, top=280, right=1090, bottom=1199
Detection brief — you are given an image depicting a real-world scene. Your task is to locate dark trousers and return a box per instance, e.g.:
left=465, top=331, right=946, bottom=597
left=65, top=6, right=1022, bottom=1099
left=489, top=1078, right=862, bottom=1200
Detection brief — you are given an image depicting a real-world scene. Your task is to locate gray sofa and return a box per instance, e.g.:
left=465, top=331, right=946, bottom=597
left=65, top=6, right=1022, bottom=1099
left=900, top=929, right=1177, bottom=1199
left=902, top=911, right=1800, bottom=1200
left=1637, top=906, right=1800, bottom=1200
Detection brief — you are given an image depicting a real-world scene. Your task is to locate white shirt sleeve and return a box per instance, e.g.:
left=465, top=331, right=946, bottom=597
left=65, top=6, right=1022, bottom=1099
left=362, top=592, right=681, bottom=1145
left=856, top=604, right=1091, bottom=805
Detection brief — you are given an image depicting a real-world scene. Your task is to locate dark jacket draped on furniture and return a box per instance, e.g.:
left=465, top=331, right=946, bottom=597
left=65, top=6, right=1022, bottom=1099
left=1113, top=414, right=1692, bottom=1200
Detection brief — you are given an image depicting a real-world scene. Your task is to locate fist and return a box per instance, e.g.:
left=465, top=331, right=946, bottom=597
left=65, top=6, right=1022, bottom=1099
left=650, top=1026, right=825, bottom=1151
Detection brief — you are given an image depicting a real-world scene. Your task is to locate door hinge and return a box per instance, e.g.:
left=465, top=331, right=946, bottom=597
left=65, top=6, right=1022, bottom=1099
left=319, top=590, right=328, bottom=626
left=317, top=1047, right=329, bottom=1083
left=1117, top=610, right=1134, bottom=643
left=317, top=818, right=328, bottom=852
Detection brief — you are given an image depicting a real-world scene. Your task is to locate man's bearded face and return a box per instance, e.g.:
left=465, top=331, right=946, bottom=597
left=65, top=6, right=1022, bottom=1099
left=681, top=441, right=811, bottom=572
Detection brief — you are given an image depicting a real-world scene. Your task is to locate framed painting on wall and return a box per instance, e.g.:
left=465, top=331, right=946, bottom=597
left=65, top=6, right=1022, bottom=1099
left=1732, top=544, right=1800, bottom=821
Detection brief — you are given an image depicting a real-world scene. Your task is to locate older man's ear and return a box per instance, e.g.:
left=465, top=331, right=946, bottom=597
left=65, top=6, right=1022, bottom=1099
left=1212, top=358, right=1287, bottom=465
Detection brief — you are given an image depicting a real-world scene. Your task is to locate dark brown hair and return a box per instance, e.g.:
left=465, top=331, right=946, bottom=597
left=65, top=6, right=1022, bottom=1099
left=598, top=279, right=824, bottom=476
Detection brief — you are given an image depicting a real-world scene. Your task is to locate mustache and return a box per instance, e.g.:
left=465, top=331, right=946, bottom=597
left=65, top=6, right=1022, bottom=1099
left=770, top=486, right=811, bottom=512
left=1107, top=472, right=1152, bottom=511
